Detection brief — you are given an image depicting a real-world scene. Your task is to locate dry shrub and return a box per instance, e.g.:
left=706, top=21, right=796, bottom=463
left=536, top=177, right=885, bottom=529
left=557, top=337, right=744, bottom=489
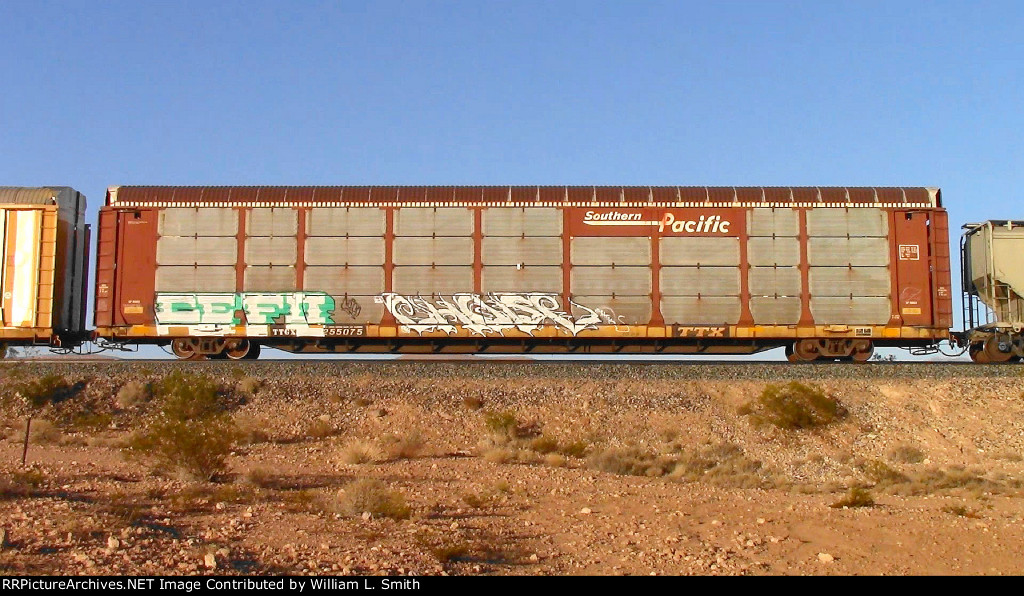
left=305, top=418, right=340, bottom=440
left=338, top=439, right=383, bottom=465
left=116, top=381, right=152, bottom=410
left=860, top=459, right=909, bottom=486
left=831, top=487, right=875, bottom=508
left=123, top=373, right=240, bottom=482
left=894, top=467, right=1007, bottom=496
left=588, top=442, right=770, bottom=487
left=483, top=410, right=540, bottom=440
left=235, top=377, right=261, bottom=398
left=234, top=414, right=272, bottom=445
left=335, top=479, right=410, bottom=520
left=382, top=430, right=426, bottom=460
left=560, top=439, right=590, bottom=458
left=482, top=448, right=514, bottom=464
left=588, top=446, right=676, bottom=477
left=544, top=453, right=567, bottom=467
left=11, top=419, right=63, bottom=445
left=125, top=417, right=239, bottom=481
left=461, top=492, right=489, bottom=508
left=0, top=469, right=45, bottom=499
left=992, top=450, right=1023, bottom=462
left=70, top=412, right=113, bottom=432
left=529, top=435, right=559, bottom=454
left=744, top=382, right=847, bottom=430
left=941, top=504, right=981, bottom=518
left=483, top=411, right=518, bottom=438
left=244, top=467, right=278, bottom=489
left=669, top=444, right=768, bottom=488
left=888, top=444, right=926, bottom=464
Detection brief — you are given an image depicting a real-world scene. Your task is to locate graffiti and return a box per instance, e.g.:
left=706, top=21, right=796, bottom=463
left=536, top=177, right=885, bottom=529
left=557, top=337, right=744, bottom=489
left=339, top=296, right=362, bottom=319
left=155, top=292, right=336, bottom=326
left=377, top=292, right=603, bottom=336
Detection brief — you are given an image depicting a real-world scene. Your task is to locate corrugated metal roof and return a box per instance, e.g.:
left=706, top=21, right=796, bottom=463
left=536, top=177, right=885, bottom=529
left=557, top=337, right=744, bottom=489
left=107, top=186, right=942, bottom=208
left=0, top=187, right=68, bottom=205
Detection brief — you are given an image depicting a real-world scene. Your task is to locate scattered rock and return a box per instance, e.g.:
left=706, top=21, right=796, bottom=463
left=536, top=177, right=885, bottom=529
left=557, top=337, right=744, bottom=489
left=204, top=553, right=217, bottom=570
left=818, top=553, right=835, bottom=564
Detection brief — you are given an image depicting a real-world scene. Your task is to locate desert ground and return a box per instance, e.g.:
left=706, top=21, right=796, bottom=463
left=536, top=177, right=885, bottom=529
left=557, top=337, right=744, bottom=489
left=1, top=360, right=1023, bottom=576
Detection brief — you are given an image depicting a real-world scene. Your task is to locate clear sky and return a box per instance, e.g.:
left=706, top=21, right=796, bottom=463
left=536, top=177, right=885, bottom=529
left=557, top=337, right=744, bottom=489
left=1, top=0, right=1021, bottom=357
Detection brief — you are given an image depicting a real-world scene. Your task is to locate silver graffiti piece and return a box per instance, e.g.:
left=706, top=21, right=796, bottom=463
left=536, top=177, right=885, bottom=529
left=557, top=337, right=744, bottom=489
left=378, top=292, right=602, bottom=336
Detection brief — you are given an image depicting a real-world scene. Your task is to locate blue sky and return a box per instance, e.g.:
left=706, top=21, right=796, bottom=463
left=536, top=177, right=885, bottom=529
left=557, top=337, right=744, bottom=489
left=1, top=1, right=1021, bottom=357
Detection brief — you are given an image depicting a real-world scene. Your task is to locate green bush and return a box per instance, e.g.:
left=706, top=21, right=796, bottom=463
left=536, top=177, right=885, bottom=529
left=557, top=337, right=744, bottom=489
left=15, top=375, right=77, bottom=408
left=124, top=373, right=239, bottom=481
left=154, top=372, right=229, bottom=421
left=745, top=382, right=847, bottom=430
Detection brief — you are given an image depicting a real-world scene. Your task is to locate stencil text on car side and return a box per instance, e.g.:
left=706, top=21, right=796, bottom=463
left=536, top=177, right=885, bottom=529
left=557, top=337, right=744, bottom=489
left=569, top=208, right=743, bottom=237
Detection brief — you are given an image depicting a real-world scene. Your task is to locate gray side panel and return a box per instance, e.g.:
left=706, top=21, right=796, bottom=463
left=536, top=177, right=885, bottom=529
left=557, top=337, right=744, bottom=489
left=246, top=237, right=298, bottom=266
left=661, top=267, right=741, bottom=296
left=482, top=207, right=562, bottom=236
left=159, top=208, right=238, bottom=236
left=305, top=237, right=385, bottom=266
left=749, top=267, right=801, bottom=296
left=810, top=297, right=892, bottom=325
left=806, top=208, right=888, bottom=237
left=808, top=237, right=890, bottom=267
left=393, top=237, right=474, bottom=265
left=248, top=208, right=297, bottom=237
left=155, top=266, right=236, bottom=292
left=572, top=295, right=652, bottom=324
left=395, top=208, right=472, bottom=236
left=750, top=297, right=802, bottom=325
left=481, top=266, right=562, bottom=293
left=571, top=267, right=651, bottom=295
left=571, top=237, right=651, bottom=266
left=482, top=237, right=562, bottom=266
left=244, top=266, right=297, bottom=292
left=660, top=237, right=740, bottom=267
left=747, top=208, right=799, bottom=237
left=307, top=207, right=384, bottom=237
left=809, top=267, right=890, bottom=296
left=304, top=266, right=385, bottom=296
left=747, top=237, right=801, bottom=267
left=393, top=266, right=474, bottom=295
left=661, top=296, right=742, bottom=324
left=157, top=237, right=238, bottom=266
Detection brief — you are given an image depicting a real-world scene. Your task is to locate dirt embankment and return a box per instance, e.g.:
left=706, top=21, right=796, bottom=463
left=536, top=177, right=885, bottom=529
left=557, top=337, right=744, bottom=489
left=1, top=361, right=1023, bottom=576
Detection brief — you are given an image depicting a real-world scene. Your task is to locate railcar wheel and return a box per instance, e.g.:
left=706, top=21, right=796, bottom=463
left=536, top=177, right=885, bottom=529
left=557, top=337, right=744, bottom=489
left=170, top=338, right=206, bottom=361
left=793, top=340, right=820, bottom=362
left=225, top=340, right=258, bottom=360
left=244, top=343, right=261, bottom=360
left=983, top=336, right=1014, bottom=363
left=969, top=343, right=990, bottom=364
left=851, top=342, right=874, bottom=363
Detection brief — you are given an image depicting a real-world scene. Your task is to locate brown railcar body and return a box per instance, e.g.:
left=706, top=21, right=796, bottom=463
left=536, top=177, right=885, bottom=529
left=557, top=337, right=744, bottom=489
left=91, top=186, right=952, bottom=360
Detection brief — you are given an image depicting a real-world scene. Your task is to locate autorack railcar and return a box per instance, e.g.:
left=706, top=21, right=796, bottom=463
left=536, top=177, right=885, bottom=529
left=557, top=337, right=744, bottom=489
left=3, top=184, right=1018, bottom=363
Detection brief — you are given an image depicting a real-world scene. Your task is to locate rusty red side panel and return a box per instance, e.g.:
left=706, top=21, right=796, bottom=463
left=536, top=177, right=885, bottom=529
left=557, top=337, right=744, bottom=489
left=93, top=208, right=118, bottom=327
left=930, top=210, right=954, bottom=328
left=892, top=210, right=934, bottom=326
left=114, top=209, right=158, bottom=326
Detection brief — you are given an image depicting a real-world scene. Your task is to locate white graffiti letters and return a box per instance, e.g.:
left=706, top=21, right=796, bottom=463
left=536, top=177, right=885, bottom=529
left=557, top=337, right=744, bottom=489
left=378, top=292, right=601, bottom=336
